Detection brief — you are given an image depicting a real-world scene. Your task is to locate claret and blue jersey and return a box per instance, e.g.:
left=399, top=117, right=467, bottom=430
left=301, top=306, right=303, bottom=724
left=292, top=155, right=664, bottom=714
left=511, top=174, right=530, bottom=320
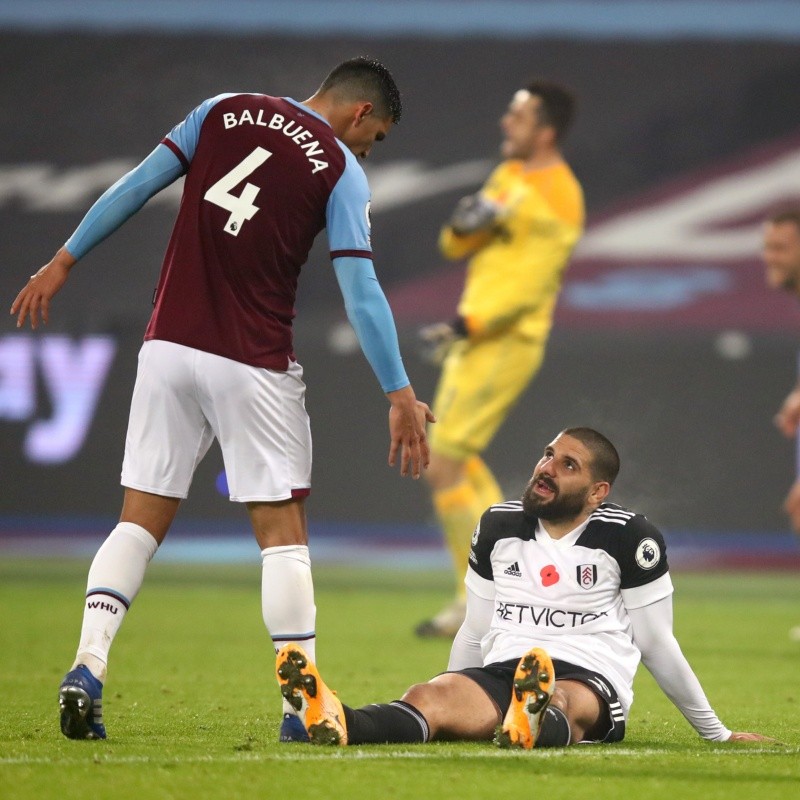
left=64, top=92, right=408, bottom=391
left=151, top=93, right=373, bottom=370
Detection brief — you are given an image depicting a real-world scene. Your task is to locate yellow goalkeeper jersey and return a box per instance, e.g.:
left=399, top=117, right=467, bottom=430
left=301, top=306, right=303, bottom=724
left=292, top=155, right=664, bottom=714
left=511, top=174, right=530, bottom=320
left=439, top=159, right=584, bottom=341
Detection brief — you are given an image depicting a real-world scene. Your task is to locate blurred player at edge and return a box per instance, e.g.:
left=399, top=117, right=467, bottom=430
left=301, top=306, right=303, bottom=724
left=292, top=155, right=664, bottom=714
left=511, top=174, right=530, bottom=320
left=762, top=209, right=800, bottom=642
left=11, top=57, right=433, bottom=741
left=417, top=80, right=584, bottom=637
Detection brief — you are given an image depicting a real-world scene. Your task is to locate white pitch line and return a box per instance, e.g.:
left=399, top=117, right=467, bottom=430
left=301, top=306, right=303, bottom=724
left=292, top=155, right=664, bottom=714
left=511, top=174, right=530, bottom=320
left=1, top=745, right=795, bottom=767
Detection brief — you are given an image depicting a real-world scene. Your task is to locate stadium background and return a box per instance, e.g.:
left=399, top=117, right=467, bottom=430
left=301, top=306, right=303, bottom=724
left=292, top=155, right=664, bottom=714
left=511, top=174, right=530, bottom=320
left=1, top=0, right=800, bottom=568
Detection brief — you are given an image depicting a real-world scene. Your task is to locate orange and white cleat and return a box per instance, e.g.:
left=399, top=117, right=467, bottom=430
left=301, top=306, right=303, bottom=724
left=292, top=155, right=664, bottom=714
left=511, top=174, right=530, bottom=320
left=495, top=647, right=555, bottom=749
left=275, top=644, right=347, bottom=746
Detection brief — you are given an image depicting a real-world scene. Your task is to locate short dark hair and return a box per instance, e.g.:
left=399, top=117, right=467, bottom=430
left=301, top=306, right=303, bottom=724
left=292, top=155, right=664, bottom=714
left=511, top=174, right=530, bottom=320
left=318, top=56, right=402, bottom=123
left=525, top=79, right=576, bottom=142
left=768, top=209, right=800, bottom=230
left=561, top=427, right=620, bottom=484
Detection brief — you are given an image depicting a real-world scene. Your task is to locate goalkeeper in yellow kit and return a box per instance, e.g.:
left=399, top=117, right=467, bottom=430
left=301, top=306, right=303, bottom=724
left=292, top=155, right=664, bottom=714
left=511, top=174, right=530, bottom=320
left=417, top=80, right=585, bottom=637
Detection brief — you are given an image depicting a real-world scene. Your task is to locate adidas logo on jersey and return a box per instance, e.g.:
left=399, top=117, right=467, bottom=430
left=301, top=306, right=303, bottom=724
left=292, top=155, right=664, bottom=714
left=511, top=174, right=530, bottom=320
left=503, top=561, right=522, bottom=577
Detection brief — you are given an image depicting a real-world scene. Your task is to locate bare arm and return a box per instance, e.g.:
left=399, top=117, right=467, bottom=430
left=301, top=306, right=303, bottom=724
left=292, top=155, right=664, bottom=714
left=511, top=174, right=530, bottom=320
left=774, top=382, right=800, bottom=437
left=772, top=385, right=800, bottom=532
left=782, top=478, right=800, bottom=534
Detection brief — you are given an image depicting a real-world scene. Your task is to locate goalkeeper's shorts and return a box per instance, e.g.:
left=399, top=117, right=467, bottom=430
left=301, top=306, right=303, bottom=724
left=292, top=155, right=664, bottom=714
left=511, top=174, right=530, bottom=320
left=428, top=333, right=545, bottom=460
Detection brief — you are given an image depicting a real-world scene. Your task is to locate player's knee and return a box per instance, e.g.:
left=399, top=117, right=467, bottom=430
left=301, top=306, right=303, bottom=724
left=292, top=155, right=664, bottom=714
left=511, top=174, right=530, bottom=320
left=401, top=681, right=434, bottom=708
left=425, top=453, right=466, bottom=490
left=423, top=457, right=447, bottom=488
left=400, top=682, right=444, bottom=731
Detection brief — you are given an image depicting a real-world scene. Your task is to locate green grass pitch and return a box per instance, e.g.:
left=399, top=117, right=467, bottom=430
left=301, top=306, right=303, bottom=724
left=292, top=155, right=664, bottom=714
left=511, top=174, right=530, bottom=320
left=0, top=558, right=798, bottom=799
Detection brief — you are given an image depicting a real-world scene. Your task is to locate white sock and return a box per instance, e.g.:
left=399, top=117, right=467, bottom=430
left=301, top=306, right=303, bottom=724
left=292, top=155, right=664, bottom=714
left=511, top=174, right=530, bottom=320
left=72, top=522, right=159, bottom=681
left=261, top=544, right=316, bottom=716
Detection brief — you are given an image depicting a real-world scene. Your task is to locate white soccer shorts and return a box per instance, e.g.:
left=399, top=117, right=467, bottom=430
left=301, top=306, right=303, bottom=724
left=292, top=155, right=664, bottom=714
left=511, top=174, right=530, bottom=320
left=121, top=339, right=312, bottom=502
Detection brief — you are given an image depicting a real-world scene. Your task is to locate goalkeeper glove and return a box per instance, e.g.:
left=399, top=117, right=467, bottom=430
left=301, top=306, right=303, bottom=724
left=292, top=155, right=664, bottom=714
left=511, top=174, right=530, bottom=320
left=449, top=193, right=502, bottom=236
left=418, top=317, right=468, bottom=365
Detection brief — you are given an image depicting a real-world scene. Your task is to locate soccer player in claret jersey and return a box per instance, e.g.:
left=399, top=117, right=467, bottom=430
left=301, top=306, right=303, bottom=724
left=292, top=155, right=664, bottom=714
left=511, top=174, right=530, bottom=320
left=277, top=428, right=770, bottom=748
left=11, top=57, right=434, bottom=742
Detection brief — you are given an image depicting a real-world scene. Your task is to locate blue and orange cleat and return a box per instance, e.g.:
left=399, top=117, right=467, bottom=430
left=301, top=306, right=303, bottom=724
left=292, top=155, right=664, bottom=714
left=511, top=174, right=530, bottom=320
left=279, top=711, right=310, bottom=743
left=58, top=665, right=107, bottom=740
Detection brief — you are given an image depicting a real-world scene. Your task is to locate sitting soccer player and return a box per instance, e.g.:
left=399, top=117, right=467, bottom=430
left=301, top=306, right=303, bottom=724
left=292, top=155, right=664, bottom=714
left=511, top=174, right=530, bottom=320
left=277, top=427, right=770, bottom=747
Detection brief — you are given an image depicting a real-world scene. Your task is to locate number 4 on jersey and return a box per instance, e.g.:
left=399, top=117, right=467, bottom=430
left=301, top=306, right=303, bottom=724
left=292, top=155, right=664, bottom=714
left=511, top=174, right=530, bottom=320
left=203, top=147, right=272, bottom=236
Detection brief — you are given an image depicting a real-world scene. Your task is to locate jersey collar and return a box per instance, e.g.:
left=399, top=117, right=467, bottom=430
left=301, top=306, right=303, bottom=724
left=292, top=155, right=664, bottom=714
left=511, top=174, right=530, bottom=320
left=283, top=97, right=332, bottom=128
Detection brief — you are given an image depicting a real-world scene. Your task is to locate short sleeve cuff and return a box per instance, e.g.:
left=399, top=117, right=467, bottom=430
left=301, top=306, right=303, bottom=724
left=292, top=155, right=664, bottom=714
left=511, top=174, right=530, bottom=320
left=621, top=572, right=674, bottom=610
left=465, top=568, right=495, bottom=600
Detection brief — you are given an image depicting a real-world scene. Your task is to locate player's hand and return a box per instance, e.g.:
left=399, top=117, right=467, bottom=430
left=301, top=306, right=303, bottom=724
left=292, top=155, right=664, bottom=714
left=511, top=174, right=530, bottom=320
left=386, top=385, right=436, bottom=479
left=727, top=731, right=780, bottom=743
left=418, top=321, right=458, bottom=365
left=782, top=479, right=800, bottom=535
left=449, top=193, right=502, bottom=236
left=774, top=387, right=800, bottom=437
left=10, top=248, right=76, bottom=329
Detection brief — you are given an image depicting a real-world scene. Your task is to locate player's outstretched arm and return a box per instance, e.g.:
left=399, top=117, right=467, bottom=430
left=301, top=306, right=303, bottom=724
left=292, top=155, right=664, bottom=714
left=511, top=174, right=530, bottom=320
left=386, top=385, right=435, bottom=479
left=628, top=595, right=733, bottom=740
left=774, top=384, right=800, bottom=437
left=629, top=597, right=778, bottom=742
left=782, top=479, right=800, bottom=534
left=11, top=247, right=76, bottom=329
left=332, top=255, right=435, bottom=477
left=11, top=144, right=183, bottom=330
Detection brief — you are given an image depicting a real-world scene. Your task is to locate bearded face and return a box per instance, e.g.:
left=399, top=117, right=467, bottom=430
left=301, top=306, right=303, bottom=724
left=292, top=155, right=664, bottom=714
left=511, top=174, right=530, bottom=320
left=521, top=472, right=590, bottom=522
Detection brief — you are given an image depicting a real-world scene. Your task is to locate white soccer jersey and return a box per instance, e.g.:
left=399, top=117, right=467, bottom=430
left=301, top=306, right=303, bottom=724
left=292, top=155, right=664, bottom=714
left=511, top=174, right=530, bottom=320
left=466, top=501, right=673, bottom=715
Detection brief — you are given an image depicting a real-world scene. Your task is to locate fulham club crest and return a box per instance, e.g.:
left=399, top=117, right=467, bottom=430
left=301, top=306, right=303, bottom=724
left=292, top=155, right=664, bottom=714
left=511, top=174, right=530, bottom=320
left=577, top=564, right=597, bottom=589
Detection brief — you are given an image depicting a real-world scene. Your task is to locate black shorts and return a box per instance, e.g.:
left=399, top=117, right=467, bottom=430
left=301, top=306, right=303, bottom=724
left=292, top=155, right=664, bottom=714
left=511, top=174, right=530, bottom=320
left=456, top=658, right=626, bottom=744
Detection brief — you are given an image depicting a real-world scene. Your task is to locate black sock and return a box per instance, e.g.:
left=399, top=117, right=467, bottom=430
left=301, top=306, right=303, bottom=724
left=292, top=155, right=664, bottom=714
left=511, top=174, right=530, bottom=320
left=536, top=706, right=572, bottom=747
left=343, top=700, right=430, bottom=744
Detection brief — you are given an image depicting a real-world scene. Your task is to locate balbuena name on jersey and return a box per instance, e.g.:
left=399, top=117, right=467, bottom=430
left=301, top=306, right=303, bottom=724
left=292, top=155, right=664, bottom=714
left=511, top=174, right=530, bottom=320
left=221, top=104, right=329, bottom=174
